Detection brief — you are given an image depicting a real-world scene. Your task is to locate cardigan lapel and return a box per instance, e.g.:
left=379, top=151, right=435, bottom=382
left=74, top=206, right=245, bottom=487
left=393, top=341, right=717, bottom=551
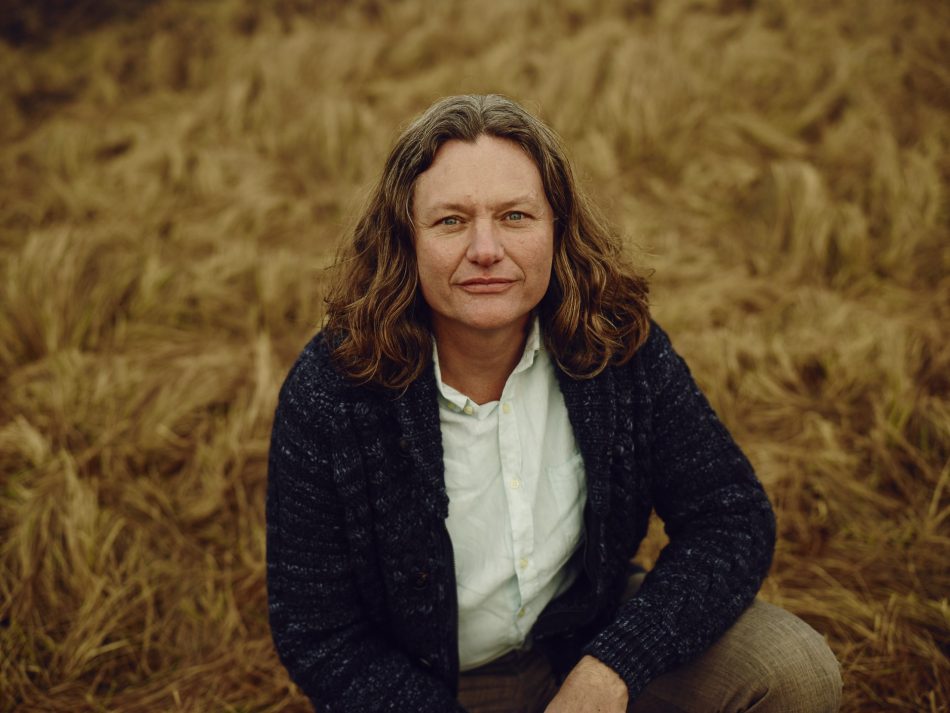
left=555, top=367, right=618, bottom=517
left=391, top=364, right=451, bottom=520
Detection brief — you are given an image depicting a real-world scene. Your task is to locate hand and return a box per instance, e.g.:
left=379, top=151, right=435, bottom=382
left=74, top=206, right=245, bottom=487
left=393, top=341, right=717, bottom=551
left=543, top=655, right=629, bottom=713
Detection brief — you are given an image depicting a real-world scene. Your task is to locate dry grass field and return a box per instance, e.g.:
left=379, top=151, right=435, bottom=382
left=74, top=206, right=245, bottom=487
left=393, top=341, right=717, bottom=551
left=1, top=0, right=947, bottom=711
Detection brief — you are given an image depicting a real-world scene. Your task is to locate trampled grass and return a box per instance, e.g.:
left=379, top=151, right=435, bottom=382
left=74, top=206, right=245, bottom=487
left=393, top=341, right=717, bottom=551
left=0, top=1, right=947, bottom=711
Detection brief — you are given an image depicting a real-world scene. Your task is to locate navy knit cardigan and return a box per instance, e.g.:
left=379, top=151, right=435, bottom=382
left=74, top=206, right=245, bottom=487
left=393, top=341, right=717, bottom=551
left=266, top=322, right=776, bottom=712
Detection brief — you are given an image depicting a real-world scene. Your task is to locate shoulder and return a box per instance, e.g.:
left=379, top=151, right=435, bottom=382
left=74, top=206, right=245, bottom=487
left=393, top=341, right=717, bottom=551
left=275, top=330, right=400, bottom=427
left=279, top=330, right=338, bottom=397
left=634, top=320, right=676, bottom=366
left=605, top=320, right=715, bottom=424
left=616, top=320, right=681, bottom=389
left=274, top=331, right=356, bottom=431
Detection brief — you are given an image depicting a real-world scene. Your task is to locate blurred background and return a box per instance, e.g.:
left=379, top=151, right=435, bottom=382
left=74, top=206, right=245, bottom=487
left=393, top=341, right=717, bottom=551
left=0, top=0, right=947, bottom=711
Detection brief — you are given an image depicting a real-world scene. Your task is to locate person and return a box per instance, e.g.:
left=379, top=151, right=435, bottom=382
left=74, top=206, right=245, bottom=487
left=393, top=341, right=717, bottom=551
left=266, top=94, right=842, bottom=713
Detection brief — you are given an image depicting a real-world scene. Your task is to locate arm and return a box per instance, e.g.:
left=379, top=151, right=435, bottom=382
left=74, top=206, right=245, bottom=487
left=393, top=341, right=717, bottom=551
left=544, top=655, right=629, bottom=713
left=266, top=352, right=465, bottom=713
left=580, top=323, right=776, bottom=701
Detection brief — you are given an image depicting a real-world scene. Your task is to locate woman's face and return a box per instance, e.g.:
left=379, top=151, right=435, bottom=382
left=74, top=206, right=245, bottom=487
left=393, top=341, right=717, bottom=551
left=411, top=135, right=555, bottom=340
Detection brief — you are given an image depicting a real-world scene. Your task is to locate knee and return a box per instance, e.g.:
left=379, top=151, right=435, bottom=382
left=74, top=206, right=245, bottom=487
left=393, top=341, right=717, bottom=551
left=757, top=612, right=842, bottom=713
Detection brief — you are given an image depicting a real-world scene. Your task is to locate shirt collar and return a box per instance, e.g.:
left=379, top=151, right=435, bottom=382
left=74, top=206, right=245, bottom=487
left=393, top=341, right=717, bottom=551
left=511, top=316, right=542, bottom=376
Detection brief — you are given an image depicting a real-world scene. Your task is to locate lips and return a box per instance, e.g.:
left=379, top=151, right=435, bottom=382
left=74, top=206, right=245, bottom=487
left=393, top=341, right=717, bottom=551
left=458, top=277, right=517, bottom=293
left=460, top=277, right=514, bottom=285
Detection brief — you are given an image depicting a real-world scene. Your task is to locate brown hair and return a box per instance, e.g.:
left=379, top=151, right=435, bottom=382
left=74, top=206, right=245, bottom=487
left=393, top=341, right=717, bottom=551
left=324, top=94, right=650, bottom=390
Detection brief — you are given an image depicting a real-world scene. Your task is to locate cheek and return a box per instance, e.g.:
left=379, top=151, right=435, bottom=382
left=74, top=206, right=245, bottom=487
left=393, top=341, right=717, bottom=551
left=415, top=243, right=453, bottom=296
left=530, top=236, right=555, bottom=284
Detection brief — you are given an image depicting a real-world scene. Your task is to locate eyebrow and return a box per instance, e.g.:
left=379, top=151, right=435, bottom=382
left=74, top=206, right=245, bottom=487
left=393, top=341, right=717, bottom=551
left=422, top=194, right=542, bottom=217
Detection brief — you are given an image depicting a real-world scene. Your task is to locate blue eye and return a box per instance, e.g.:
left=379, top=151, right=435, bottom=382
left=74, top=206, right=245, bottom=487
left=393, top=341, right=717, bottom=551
left=440, top=216, right=460, bottom=226
left=506, top=211, right=525, bottom=221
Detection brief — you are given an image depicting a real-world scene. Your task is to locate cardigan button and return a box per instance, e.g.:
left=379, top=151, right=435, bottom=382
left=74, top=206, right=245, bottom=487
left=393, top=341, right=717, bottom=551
left=413, top=570, right=429, bottom=589
left=398, top=437, right=410, bottom=452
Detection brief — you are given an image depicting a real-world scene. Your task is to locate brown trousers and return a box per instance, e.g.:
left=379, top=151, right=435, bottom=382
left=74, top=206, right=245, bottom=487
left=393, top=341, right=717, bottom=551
left=457, top=574, right=842, bottom=713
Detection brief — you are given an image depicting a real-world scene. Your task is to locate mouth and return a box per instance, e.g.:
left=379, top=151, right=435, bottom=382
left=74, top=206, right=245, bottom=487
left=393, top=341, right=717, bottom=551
left=460, top=277, right=514, bottom=286
left=458, top=277, right=516, bottom=293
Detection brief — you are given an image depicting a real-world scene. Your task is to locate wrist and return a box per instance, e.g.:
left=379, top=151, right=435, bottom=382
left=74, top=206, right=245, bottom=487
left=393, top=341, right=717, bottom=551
left=575, top=655, right=628, bottom=694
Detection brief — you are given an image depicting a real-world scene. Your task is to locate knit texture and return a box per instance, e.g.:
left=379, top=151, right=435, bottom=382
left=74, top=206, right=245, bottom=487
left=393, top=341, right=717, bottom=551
left=266, top=322, right=776, bottom=712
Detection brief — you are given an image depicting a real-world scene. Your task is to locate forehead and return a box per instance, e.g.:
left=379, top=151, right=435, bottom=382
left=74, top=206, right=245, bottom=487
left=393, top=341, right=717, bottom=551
left=412, top=135, right=546, bottom=211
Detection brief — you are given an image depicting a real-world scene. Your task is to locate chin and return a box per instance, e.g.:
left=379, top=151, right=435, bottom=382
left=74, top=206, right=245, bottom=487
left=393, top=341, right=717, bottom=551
left=459, top=312, right=531, bottom=332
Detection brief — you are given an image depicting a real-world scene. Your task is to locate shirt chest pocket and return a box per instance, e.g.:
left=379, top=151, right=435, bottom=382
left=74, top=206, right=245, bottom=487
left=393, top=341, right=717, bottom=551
left=545, top=450, right=587, bottom=530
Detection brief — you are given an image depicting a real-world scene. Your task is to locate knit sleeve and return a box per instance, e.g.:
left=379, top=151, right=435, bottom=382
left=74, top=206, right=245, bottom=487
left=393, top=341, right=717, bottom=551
left=581, top=322, right=776, bottom=700
left=266, top=342, right=465, bottom=713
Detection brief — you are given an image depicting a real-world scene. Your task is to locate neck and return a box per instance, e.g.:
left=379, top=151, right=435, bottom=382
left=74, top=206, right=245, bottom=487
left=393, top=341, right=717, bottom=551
left=433, top=318, right=531, bottom=405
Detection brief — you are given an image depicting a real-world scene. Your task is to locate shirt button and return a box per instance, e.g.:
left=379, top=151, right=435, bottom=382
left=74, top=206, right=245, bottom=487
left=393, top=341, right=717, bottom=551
left=463, top=405, right=474, bottom=415
left=510, top=478, right=522, bottom=490
left=502, top=402, right=512, bottom=414
left=519, top=558, right=529, bottom=569
left=517, top=607, right=526, bottom=619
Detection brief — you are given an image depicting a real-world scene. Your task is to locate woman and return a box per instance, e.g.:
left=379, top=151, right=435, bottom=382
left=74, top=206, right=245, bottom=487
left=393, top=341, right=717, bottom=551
left=266, top=94, right=841, bottom=712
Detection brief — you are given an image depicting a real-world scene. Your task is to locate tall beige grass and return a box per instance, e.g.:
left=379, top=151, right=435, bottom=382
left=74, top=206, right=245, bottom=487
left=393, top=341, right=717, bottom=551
left=1, top=1, right=947, bottom=711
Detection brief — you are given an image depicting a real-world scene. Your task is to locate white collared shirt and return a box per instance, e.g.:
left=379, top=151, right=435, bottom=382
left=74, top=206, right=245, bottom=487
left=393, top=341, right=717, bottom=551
left=433, top=319, right=587, bottom=671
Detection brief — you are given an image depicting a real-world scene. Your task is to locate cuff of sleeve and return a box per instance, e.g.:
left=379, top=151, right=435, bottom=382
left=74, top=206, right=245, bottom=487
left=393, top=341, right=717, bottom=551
left=580, top=612, right=678, bottom=701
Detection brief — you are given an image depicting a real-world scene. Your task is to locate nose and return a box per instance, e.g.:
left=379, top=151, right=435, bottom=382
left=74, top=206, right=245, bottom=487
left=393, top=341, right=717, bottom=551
left=466, top=218, right=504, bottom=266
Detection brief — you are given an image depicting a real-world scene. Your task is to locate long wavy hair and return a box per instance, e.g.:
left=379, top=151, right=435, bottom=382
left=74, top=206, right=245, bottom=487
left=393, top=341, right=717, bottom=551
left=324, top=94, right=650, bottom=390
